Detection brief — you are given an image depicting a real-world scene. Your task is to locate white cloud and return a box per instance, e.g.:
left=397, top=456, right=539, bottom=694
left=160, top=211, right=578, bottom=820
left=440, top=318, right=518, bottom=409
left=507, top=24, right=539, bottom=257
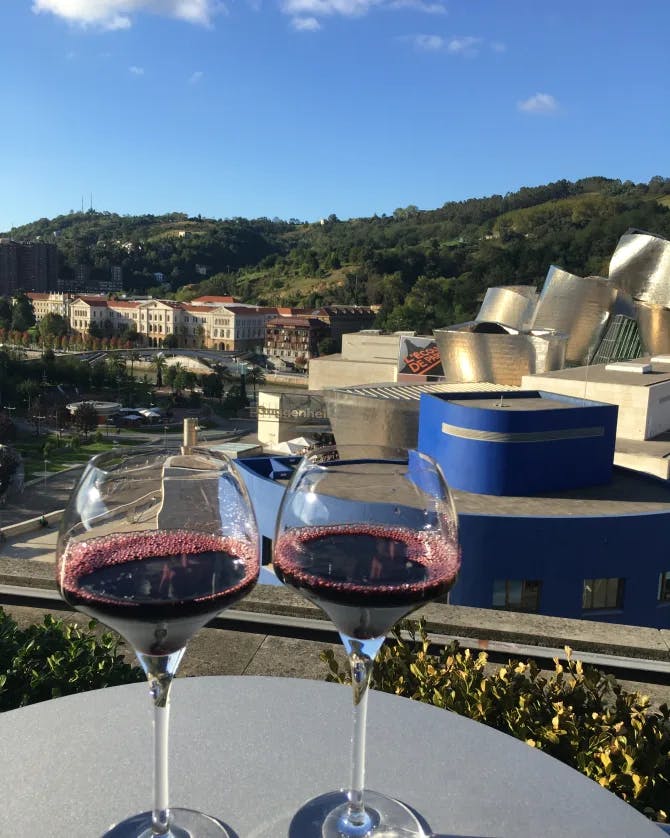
left=491, top=41, right=506, bottom=53
left=518, top=92, right=559, bottom=114
left=282, top=0, right=443, bottom=26
left=291, top=15, right=321, bottom=29
left=31, top=0, right=222, bottom=30
left=129, top=64, right=144, bottom=74
left=282, top=0, right=381, bottom=17
left=35, top=0, right=447, bottom=31
left=389, top=0, right=446, bottom=13
left=410, top=34, right=443, bottom=51
left=446, top=35, right=481, bottom=56
left=189, top=70, right=204, bottom=82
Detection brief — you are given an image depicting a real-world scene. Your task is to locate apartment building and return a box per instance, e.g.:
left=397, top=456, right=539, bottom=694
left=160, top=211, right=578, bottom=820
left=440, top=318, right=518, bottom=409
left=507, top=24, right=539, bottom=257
left=32, top=291, right=326, bottom=354
left=70, top=296, right=111, bottom=332
left=26, top=292, right=72, bottom=321
left=311, top=305, right=376, bottom=343
left=134, top=300, right=181, bottom=345
left=179, top=303, right=210, bottom=347
left=0, top=239, right=58, bottom=295
left=264, top=316, right=329, bottom=363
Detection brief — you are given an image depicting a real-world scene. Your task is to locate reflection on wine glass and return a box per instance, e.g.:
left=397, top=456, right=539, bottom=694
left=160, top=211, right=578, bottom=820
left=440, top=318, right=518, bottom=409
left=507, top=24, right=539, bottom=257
left=273, top=445, right=460, bottom=838
left=57, top=447, right=260, bottom=837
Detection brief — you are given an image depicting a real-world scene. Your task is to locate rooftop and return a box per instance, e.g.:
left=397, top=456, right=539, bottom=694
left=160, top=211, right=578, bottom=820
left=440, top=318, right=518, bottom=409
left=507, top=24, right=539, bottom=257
left=447, top=394, right=578, bottom=411
left=452, top=465, right=670, bottom=516
left=531, top=356, right=670, bottom=389
left=328, top=382, right=517, bottom=401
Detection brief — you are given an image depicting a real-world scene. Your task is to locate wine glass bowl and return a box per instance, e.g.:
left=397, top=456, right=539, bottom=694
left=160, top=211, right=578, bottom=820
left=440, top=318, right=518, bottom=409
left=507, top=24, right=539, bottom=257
left=273, top=445, right=460, bottom=838
left=57, top=446, right=260, bottom=837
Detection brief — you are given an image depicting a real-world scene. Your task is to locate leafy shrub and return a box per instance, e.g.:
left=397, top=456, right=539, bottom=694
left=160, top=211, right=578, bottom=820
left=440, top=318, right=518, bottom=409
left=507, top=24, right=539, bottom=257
left=0, top=608, right=143, bottom=711
left=321, top=619, right=669, bottom=822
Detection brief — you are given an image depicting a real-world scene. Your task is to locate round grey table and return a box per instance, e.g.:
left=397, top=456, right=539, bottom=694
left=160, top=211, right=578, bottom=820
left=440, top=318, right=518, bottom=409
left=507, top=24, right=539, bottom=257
left=0, top=676, right=663, bottom=837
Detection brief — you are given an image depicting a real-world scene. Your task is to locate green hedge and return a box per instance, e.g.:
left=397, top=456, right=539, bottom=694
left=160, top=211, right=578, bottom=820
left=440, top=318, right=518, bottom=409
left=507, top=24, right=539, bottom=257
left=321, top=619, right=669, bottom=823
left=0, top=608, right=143, bottom=711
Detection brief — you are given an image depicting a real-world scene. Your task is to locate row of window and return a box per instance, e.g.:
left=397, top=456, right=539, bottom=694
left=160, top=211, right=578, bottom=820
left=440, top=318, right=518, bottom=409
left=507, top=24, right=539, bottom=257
left=492, top=573, right=670, bottom=613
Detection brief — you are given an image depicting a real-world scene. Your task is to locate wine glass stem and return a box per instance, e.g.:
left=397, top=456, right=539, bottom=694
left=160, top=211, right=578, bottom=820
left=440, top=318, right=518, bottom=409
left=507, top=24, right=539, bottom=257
left=138, top=649, right=185, bottom=837
left=152, top=697, right=171, bottom=835
left=347, top=654, right=374, bottom=828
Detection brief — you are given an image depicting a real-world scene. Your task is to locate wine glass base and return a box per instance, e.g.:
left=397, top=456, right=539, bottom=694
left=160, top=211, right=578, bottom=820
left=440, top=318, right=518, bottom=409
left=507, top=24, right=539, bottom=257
left=290, top=790, right=426, bottom=838
left=103, top=807, right=232, bottom=837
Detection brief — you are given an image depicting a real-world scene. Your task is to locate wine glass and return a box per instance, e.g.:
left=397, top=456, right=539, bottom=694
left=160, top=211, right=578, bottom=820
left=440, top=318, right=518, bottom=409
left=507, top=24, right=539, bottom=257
left=273, top=445, right=460, bottom=838
left=57, top=446, right=260, bottom=837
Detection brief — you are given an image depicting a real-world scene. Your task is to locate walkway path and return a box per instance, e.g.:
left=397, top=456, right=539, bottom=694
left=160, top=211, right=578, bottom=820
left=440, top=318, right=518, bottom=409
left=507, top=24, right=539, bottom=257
left=0, top=468, right=84, bottom=527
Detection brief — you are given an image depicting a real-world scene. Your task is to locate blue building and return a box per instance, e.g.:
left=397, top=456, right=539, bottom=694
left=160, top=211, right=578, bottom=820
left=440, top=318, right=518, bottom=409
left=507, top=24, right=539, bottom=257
left=235, top=391, right=670, bottom=629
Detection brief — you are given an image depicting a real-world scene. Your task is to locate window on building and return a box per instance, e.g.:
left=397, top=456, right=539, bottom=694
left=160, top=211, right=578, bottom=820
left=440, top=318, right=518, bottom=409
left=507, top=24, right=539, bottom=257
left=492, top=579, right=541, bottom=612
left=658, top=572, right=670, bottom=602
left=582, top=578, right=625, bottom=611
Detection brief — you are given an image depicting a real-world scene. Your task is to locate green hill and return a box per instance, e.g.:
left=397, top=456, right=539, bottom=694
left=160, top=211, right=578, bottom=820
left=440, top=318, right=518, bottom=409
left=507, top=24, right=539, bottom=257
left=4, top=175, right=670, bottom=335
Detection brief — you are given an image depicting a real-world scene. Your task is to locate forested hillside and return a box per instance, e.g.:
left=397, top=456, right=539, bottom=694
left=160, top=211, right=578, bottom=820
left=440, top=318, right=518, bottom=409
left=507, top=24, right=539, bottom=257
left=5, top=176, right=670, bottom=335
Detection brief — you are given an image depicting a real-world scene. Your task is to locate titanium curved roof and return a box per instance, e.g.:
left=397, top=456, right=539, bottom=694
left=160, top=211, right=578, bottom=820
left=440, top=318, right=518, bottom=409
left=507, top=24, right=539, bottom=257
left=476, top=286, right=538, bottom=330
left=433, top=324, right=567, bottom=387
left=608, top=230, right=670, bottom=306
left=530, top=266, right=617, bottom=364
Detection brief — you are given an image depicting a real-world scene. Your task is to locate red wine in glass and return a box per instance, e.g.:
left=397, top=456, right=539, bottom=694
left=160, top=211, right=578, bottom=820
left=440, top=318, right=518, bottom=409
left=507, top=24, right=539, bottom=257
left=61, top=529, right=258, bottom=656
left=274, top=523, right=460, bottom=640
left=57, top=447, right=260, bottom=838
left=273, top=445, right=461, bottom=838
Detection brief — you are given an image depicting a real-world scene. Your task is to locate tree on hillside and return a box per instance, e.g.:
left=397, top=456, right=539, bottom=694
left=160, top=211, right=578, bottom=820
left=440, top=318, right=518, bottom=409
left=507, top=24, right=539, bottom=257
left=128, top=350, right=141, bottom=377
left=39, top=313, right=69, bottom=344
left=11, top=294, right=35, bottom=332
left=317, top=336, right=337, bottom=356
left=200, top=373, right=223, bottom=400
left=0, top=298, right=12, bottom=331
left=246, top=366, right=266, bottom=402
left=90, top=359, right=107, bottom=390
left=151, top=354, right=167, bottom=388
left=165, top=363, right=179, bottom=393
left=54, top=405, right=71, bottom=433
left=106, top=355, right=126, bottom=381
left=88, top=321, right=103, bottom=339
left=17, top=379, right=40, bottom=411
left=73, top=402, right=98, bottom=439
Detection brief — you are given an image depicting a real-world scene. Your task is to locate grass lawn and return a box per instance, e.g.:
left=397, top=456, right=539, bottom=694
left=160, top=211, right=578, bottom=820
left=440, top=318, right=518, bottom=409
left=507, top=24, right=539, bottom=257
left=15, top=434, right=138, bottom=480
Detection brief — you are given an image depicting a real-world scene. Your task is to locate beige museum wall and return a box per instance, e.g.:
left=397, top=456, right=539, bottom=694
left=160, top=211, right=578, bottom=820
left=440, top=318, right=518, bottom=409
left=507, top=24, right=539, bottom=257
left=308, top=356, right=398, bottom=391
left=522, top=373, right=656, bottom=440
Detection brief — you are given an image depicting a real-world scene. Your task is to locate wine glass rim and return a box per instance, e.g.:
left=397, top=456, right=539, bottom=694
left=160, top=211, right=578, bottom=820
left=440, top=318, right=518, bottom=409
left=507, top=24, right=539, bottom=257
left=85, top=444, right=235, bottom=470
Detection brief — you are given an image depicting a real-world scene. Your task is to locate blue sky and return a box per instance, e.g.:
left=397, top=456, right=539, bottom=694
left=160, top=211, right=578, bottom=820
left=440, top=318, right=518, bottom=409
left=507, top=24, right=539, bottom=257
left=2, top=0, right=669, bottom=231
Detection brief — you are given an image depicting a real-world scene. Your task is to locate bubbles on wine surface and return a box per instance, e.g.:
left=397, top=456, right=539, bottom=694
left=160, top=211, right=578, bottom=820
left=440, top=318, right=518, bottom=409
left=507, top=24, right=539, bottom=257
left=60, top=529, right=259, bottom=655
left=62, top=529, right=257, bottom=608
left=273, top=523, right=460, bottom=607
